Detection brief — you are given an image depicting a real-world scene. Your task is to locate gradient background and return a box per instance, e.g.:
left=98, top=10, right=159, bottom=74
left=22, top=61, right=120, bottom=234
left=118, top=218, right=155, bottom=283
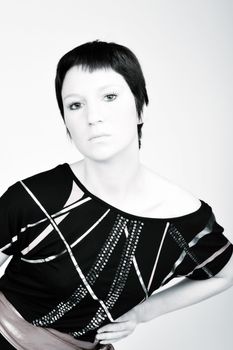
left=0, top=1, right=232, bottom=349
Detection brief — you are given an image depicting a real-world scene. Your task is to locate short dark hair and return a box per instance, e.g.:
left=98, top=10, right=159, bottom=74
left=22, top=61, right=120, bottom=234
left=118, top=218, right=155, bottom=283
left=55, top=39, right=149, bottom=149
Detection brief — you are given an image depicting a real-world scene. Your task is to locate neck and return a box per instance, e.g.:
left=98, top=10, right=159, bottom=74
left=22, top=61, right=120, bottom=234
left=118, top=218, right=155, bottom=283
left=79, top=143, right=144, bottom=203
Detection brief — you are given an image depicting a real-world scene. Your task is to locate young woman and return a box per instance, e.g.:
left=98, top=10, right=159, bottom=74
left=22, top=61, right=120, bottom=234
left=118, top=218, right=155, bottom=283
left=0, top=40, right=233, bottom=350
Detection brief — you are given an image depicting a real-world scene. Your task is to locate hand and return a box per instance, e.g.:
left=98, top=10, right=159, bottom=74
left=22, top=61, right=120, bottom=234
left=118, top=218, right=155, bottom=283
left=95, top=306, right=141, bottom=345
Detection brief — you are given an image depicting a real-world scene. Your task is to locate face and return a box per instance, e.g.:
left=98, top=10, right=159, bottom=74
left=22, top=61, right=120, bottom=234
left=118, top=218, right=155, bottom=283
left=61, top=66, right=140, bottom=161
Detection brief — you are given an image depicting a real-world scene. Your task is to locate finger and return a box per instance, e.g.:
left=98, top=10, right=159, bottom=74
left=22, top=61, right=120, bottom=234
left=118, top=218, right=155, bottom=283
left=99, top=337, right=125, bottom=344
left=98, top=320, right=132, bottom=333
left=96, top=330, right=129, bottom=341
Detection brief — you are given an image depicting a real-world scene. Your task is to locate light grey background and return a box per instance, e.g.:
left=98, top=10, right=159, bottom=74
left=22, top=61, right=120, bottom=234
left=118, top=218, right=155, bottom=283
left=0, top=0, right=232, bottom=349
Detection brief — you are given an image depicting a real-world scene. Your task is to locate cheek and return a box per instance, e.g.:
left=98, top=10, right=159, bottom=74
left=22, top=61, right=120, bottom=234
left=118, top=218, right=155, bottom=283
left=118, top=101, right=138, bottom=130
left=115, top=96, right=137, bottom=121
left=64, top=114, right=85, bottom=137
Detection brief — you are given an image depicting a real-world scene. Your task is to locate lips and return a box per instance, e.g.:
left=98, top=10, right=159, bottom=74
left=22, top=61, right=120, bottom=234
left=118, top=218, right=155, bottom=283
left=89, top=134, right=110, bottom=141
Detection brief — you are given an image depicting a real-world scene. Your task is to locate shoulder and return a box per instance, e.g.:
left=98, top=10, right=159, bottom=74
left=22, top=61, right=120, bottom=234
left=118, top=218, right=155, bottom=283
left=20, top=163, right=72, bottom=209
left=142, top=164, right=202, bottom=218
left=20, top=163, right=66, bottom=189
left=1, top=163, right=71, bottom=217
left=165, top=183, right=202, bottom=217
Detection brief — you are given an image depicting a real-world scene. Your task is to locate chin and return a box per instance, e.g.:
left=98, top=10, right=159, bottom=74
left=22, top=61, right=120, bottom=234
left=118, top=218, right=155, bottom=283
left=86, top=152, right=118, bottom=162
left=83, top=146, right=126, bottom=162
left=75, top=138, right=135, bottom=161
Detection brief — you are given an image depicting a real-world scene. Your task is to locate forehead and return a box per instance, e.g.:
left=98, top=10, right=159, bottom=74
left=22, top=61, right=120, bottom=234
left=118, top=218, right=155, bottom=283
left=61, top=66, right=126, bottom=97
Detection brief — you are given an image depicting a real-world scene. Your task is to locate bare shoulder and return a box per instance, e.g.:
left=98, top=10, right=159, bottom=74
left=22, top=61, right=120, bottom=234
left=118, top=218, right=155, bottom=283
left=165, top=184, right=201, bottom=217
left=142, top=164, right=201, bottom=218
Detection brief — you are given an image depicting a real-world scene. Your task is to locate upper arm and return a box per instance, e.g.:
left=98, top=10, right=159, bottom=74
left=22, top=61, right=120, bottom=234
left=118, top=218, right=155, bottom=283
left=182, top=211, right=233, bottom=281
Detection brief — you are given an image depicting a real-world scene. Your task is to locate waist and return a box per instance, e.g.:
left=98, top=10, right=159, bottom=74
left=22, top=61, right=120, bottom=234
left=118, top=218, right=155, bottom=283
left=0, top=291, right=101, bottom=350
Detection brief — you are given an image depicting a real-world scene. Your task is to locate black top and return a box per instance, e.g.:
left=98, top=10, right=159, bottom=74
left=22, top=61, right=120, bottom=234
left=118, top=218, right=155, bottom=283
left=0, top=163, right=232, bottom=342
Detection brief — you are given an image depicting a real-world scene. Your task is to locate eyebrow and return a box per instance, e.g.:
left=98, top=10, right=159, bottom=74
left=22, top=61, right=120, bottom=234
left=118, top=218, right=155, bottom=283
left=63, top=84, right=122, bottom=100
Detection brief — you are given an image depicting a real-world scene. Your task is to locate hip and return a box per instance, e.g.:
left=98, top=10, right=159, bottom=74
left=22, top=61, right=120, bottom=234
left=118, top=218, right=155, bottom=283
left=0, top=291, right=114, bottom=350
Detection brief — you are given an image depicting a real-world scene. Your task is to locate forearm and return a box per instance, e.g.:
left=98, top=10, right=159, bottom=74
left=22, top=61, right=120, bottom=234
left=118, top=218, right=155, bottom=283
left=135, top=276, right=233, bottom=324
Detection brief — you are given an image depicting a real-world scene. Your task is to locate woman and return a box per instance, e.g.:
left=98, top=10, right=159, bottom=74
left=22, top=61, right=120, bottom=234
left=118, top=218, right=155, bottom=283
left=0, top=40, right=233, bottom=350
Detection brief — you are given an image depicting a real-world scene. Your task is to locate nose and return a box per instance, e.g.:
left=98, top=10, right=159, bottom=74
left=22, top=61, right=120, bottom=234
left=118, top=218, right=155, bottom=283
left=86, top=105, right=104, bottom=125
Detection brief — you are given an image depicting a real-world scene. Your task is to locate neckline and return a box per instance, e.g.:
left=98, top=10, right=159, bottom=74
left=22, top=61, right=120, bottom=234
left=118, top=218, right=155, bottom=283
left=62, top=162, right=205, bottom=222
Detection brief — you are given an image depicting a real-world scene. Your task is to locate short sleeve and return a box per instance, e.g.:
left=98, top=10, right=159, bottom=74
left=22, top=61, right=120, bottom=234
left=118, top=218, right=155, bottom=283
left=168, top=202, right=233, bottom=281
left=0, top=182, right=22, bottom=256
left=184, top=211, right=233, bottom=280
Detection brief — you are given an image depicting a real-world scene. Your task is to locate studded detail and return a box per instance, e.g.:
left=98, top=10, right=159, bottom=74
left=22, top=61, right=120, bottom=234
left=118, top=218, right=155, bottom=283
left=70, top=219, right=144, bottom=338
left=32, top=215, right=144, bottom=332
left=169, top=223, right=213, bottom=278
left=32, top=214, right=127, bottom=326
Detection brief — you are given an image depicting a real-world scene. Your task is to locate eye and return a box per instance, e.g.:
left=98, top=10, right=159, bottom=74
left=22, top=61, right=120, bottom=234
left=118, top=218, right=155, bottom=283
left=104, top=93, right=118, bottom=101
left=68, top=102, right=82, bottom=110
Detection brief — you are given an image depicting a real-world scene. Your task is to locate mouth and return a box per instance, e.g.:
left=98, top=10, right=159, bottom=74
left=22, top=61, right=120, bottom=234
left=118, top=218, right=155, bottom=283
left=89, top=134, right=110, bottom=141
